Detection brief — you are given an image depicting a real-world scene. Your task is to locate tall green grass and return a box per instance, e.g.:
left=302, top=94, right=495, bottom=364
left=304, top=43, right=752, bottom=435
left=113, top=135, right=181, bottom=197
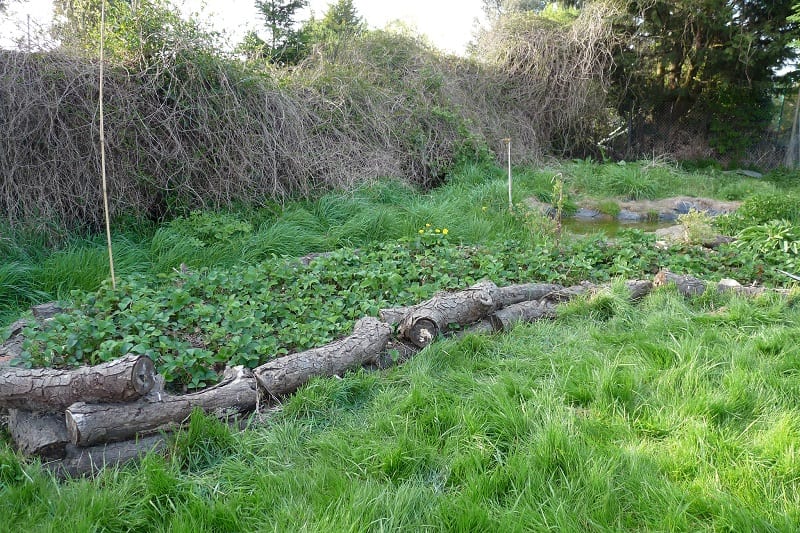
left=2, top=288, right=799, bottom=529
left=3, top=160, right=799, bottom=330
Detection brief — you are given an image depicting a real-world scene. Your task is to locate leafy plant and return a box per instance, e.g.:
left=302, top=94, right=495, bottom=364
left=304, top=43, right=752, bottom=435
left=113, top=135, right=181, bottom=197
left=735, top=220, right=800, bottom=271
left=677, top=209, right=715, bottom=244
left=738, top=193, right=800, bottom=224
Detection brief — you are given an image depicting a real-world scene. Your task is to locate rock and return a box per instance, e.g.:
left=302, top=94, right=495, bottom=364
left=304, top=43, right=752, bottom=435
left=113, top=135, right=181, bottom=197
left=654, top=225, right=686, bottom=243
left=658, top=212, right=678, bottom=222
left=617, top=210, right=643, bottom=222
left=674, top=201, right=694, bottom=215
left=574, top=208, right=602, bottom=220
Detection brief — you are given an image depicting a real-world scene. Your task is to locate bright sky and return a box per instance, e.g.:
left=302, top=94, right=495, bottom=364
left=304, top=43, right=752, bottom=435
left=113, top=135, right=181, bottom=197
left=1, top=0, right=487, bottom=55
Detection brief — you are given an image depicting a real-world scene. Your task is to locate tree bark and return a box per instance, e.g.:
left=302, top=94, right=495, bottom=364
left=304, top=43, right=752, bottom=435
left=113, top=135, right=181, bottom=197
left=493, top=300, right=558, bottom=330
left=653, top=269, right=706, bottom=297
left=8, top=409, right=69, bottom=459
left=66, top=366, right=257, bottom=447
left=495, top=283, right=563, bottom=306
left=45, top=434, right=168, bottom=478
left=398, top=280, right=499, bottom=347
left=0, top=354, right=156, bottom=411
left=255, top=317, right=392, bottom=398
left=379, top=306, right=414, bottom=325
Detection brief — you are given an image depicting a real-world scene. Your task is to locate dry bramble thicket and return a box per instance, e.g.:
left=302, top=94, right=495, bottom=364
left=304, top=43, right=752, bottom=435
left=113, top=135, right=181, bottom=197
left=0, top=3, right=619, bottom=231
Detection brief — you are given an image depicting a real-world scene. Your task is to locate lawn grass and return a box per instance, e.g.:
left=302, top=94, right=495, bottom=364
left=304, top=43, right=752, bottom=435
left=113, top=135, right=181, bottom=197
left=2, top=287, right=799, bottom=530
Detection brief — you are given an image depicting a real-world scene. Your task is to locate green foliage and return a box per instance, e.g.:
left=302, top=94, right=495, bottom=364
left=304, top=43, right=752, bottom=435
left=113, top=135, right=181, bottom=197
left=735, top=220, right=800, bottom=271
left=253, top=0, right=308, bottom=65
left=738, top=192, right=800, bottom=224
left=166, top=211, right=253, bottom=248
left=53, top=0, right=216, bottom=64
left=615, top=0, right=799, bottom=156
left=14, top=219, right=781, bottom=389
left=677, top=208, right=715, bottom=244
left=302, top=0, right=366, bottom=61
left=603, top=163, right=657, bottom=200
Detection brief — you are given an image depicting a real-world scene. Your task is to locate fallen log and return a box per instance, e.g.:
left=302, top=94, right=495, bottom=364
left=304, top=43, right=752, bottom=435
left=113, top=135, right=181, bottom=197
left=464, top=280, right=653, bottom=334
left=255, top=317, right=392, bottom=398
left=0, top=354, right=156, bottom=411
left=31, top=302, right=64, bottom=320
left=45, top=434, right=168, bottom=478
left=379, top=283, right=564, bottom=326
left=493, top=300, right=558, bottom=330
left=66, top=366, right=257, bottom=447
left=495, top=283, right=564, bottom=306
left=653, top=270, right=707, bottom=297
left=398, top=280, right=499, bottom=348
left=8, top=409, right=69, bottom=459
left=379, top=306, right=414, bottom=325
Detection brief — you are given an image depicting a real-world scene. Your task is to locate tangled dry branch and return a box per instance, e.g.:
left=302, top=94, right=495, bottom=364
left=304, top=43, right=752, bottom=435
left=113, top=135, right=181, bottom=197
left=0, top=9, right=619, bottom=230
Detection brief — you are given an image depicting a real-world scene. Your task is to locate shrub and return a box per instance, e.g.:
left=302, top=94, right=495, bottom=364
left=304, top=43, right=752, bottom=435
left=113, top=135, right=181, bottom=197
left=738, top=193, right=800, bottom=224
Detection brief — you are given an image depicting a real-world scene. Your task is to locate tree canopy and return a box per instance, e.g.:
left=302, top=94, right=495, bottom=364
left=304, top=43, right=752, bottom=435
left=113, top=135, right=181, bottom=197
left=253, top=0, right=307, bottom=65
left=615, top=0, right=799, bottom=154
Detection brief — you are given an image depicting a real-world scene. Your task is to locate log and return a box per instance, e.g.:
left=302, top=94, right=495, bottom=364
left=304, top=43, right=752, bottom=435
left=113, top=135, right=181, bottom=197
left=8, top=409, right=69, bottom=459
left=45, top=434, right=168, bottom=478
left=493, top=300, right=558, bottom=330
left=379, top=283, right=564, bottom=325
left=255, top=317, right=392, bottom=398
left=398, top=280, right=499, bottom=347
left=0, top=354, right=156, bottom=411
left=379, top=306, right=415, bottom=325
left=653, top=269, right=707, bottom=297
left=716, top=278, right=765, bottom=297
left=624, top=280, right=654, bottom=301
left=31, top=302, right=64, bottom=320
left=543, top=283, right=594, bottom=303
left=66, top=366, right=257, bottom=447
left=495, top=283, right=563, bottom=306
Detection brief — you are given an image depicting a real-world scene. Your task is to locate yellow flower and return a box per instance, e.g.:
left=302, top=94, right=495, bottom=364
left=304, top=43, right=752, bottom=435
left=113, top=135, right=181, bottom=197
left=418, top=229, right=424, bottom=234
left=425, top=223, right=431, bottom=227
left=442, top=228, right=448, bottom=235
left=482, top=206, right=487, bottom=211
left=435, top=228, right=441, bottom=233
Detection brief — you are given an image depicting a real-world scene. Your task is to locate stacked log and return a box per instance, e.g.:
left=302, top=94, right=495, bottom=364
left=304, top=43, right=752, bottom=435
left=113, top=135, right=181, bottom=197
left=1, top=271, right=791, bottom=477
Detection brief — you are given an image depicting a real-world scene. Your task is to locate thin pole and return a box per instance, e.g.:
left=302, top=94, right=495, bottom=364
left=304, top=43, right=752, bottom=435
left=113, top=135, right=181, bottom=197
left=99, top=0, right=116, bottom=288
left=504, top=138, right=512, bottom=209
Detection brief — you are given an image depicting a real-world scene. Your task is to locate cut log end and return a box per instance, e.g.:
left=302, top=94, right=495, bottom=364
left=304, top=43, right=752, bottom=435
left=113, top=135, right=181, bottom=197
left=132, top=356, right=156, bottom=396
left=407, top=318, right=438, bottom=348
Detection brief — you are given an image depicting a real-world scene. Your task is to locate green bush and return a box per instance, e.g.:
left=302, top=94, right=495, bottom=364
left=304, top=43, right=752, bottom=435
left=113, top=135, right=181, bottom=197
left=738, top=193, right=800, bottom=223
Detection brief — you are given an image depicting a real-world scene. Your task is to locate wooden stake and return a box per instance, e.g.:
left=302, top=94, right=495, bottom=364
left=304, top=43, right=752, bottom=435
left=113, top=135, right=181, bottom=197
left=503, top=138, right=512, bottom=209
left=99, top=0, right=116, bottom=289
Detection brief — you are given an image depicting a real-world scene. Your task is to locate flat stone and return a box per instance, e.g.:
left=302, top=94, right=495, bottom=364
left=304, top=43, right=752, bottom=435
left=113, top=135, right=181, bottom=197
left=674, top=201, right=694, bottom=215
left=574, top=208, right=602, bottom=220
left=617, top=210, right=643, bottom=221
left=659, top=212, right=678, bottom=221
left=654, top=225, right=686, bottom=242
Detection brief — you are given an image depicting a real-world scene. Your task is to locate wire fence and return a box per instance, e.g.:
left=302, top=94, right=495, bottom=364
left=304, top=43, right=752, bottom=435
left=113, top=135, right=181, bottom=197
left=606, top=85, right=797, bottom=168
